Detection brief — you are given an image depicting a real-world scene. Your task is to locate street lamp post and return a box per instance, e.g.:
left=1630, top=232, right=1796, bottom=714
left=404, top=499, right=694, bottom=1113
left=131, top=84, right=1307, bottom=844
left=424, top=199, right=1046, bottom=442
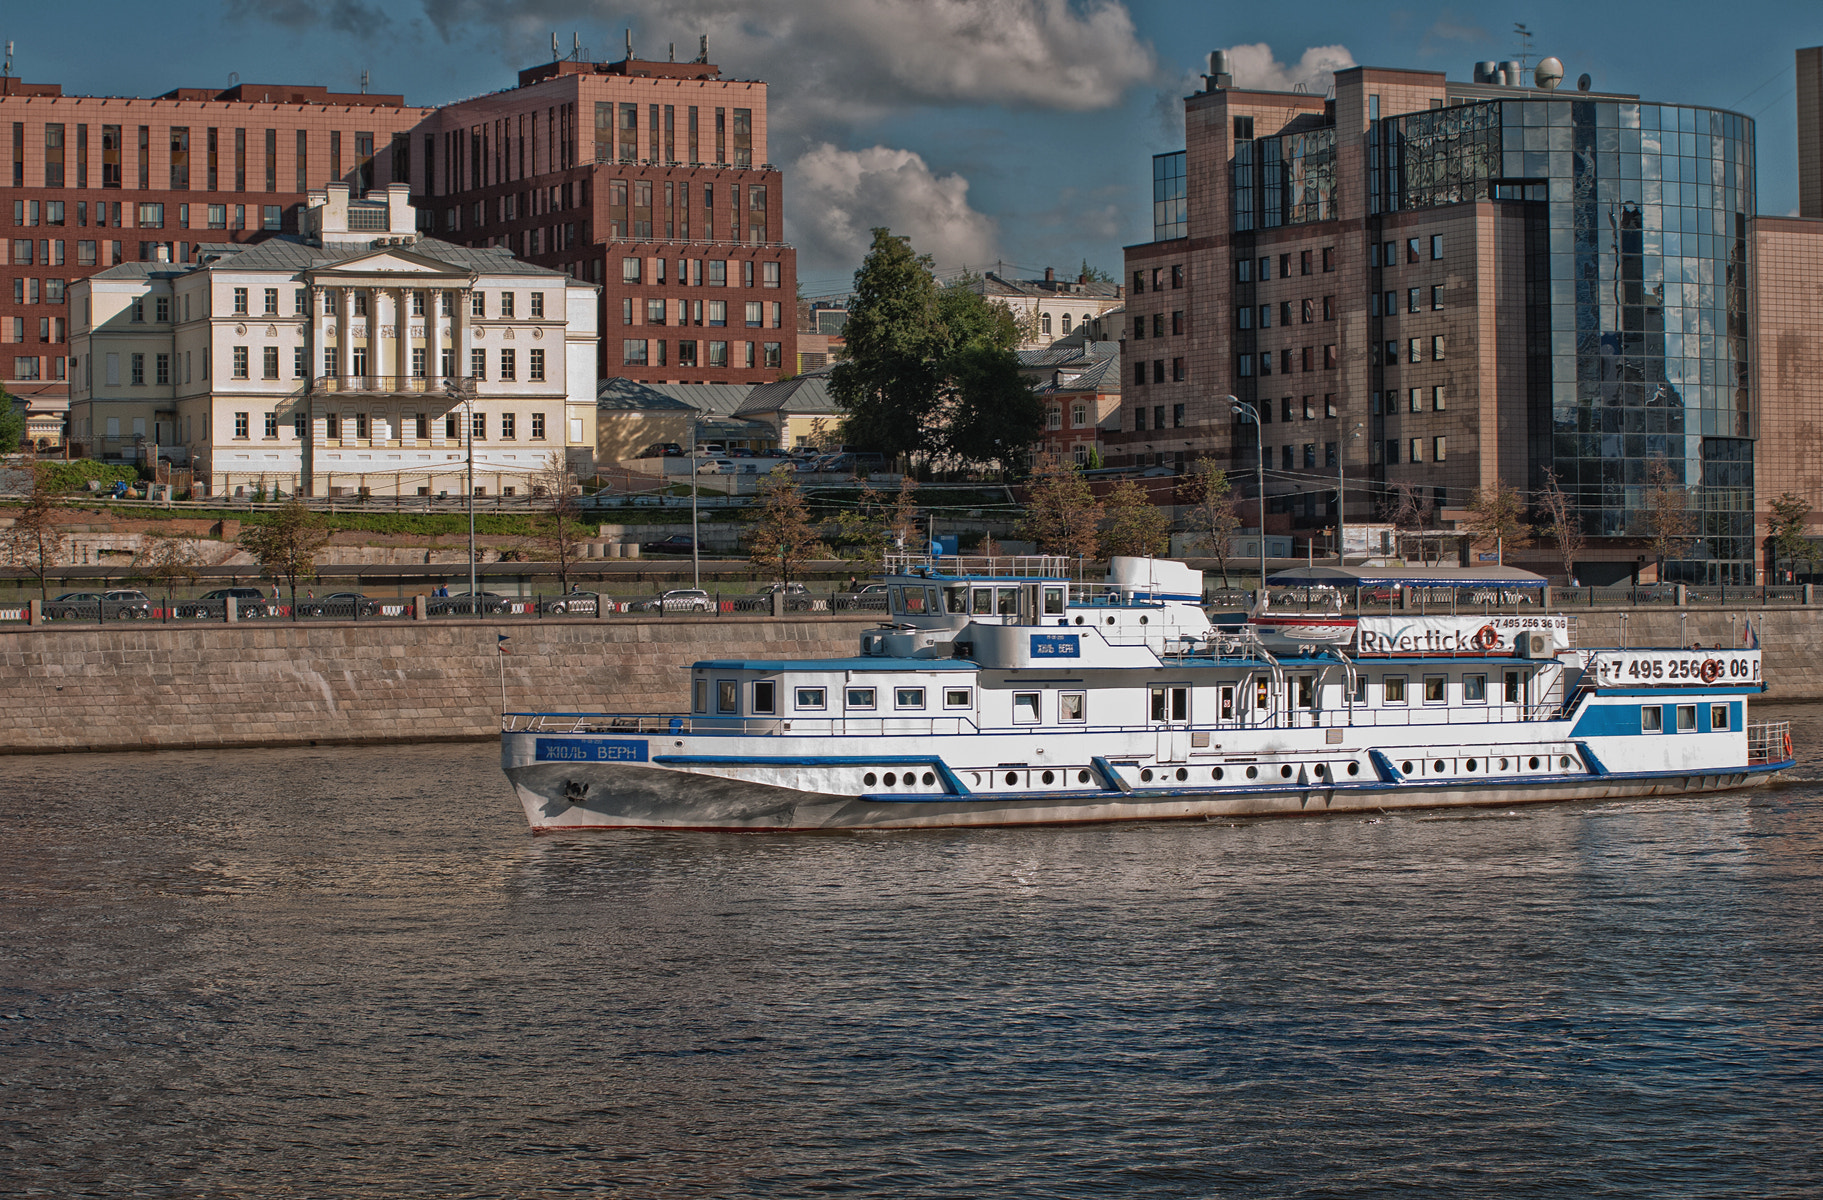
left=688, top=407, right=700, bottom=589
left=1229, top=396, right=1266, bottom=595
left=1337, top=421, right=1364, bottom=565
left=445, top=380, right=477, bottom=606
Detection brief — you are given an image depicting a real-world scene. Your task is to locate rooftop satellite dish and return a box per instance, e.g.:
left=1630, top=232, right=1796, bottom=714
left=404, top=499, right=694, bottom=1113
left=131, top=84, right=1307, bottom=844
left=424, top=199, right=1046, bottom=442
left=1535, top=57, right=1564, bottom=90
left=1577, top=73, right=1592, bottom=92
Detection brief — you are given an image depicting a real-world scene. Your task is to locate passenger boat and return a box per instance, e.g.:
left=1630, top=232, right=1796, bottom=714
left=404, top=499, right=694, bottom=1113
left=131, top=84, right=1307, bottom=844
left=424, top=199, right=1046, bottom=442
left=500, top=555, right=1793, bottom=832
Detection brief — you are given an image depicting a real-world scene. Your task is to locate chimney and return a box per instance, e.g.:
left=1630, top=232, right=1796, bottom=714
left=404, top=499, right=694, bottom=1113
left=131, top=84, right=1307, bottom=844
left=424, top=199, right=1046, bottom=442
left=1044, top=266, right=1055, bottom=282
left=1078, top=273, right=1088, bottom=285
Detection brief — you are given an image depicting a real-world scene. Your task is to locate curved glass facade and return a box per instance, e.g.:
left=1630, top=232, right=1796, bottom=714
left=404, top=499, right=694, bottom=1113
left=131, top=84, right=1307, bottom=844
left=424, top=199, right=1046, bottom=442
left=1377, top=98, right=1756, bottom=582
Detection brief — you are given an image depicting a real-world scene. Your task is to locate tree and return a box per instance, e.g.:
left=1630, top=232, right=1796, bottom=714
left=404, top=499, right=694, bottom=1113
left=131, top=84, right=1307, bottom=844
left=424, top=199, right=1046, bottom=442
left=0, top=388, right=24, bottom=454
left=1534, top=470, right=1585, bottom=584
left=1768, top=492, right=1820, bottom=581
left=530, top=452, right=591, bottom=592
left=1383, top=482, right=1434, bottom=564
left=1017, top=453, right=1103, bottom=560
left=1100, top=479, right=1171, bottom=559
left=0, top=466, right=63, bottom=601
left=1460, top=480, right=1531, bottom=565
left=888, top=476, right=920, bottom=551
left=1640, top=455, right=1701, bottom=582
left=829, top=229, right=943, bottom=460
left=1078, top=259, right=1114, bottom=285
left=238, top=498, right=330, bottom=608
left=748, top=471, right=828, bottom=586
left=1180, top=458, right=1242, bottom=584
left=828, top=479, right=893, bottom=570
left=132, top=528, right=203, bottom=610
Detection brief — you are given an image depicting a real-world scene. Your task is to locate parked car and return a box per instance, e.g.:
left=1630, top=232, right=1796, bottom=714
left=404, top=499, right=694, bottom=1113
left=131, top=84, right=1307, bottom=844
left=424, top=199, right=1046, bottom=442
left=430, top=590, right=511, bottom=615
left=639, top=442, right=684, bottom=457
left=178, top=586, right=273, bottom=618
left=729, top=448, right=756, bottom=458
left=540, top=591, right=608, bottom=616
left=298, top=591, right=382, bottom=618
left=759, top=581, right=809, bottom=595
left=632, top=588, right=715, bottom=613
left=638, top=534, right=697, bottom=555
left=45, top=589, right=154, bottom=620
left=695, top=458, right=735, bottom=474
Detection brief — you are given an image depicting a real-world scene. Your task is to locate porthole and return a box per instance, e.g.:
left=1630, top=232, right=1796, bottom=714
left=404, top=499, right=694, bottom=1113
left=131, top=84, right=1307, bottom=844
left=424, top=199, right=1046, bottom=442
left=904, top=774, right=916, bottom=787
left=1280, top=765, right=1294, bottom=779
left=1246, top=766, right=1259, bottom=780
left=1005, top=771, right=1019, bottom=786
left=1346, top=761, right=1360, bottom=776
left=1528, top=756, right=1540, bottom=770
left=1434, top=759, right=1446, bottom=773
left=883, top=772, right=896, bottom=786
left=1139, top=615, right=1149, bottom=625
left=1559, top=756, right=1572, bottom=769
left=1140, top=768, right=1154, bottom=782
left=1074, top=615, right=1084, bottom=625
left=1077, top=769, right=1091, bottom=783
left=1175, top=767, right=1188, bottom=781
left=1498, top=758, right=1509, bottom=770
left=1041, top=770, right=1055, bottom=785
left=1106, top=615, right=1116, bottom=625
left=1465, top=759, right=1478, bottom=772
left=1402, top=761, right=1414, bottom=774
left=1313, top=764, right=1327, bottom=778
left=864, top=772, right=878, bottom=786
left=1214, top=767, right=1225, bottom=780
left=922, top=772, right=935, bottom=786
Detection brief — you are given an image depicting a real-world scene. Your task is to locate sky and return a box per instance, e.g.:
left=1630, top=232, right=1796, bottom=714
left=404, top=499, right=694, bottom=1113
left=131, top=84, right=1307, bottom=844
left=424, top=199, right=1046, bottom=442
left=7, top=1, right=1822, bottom=294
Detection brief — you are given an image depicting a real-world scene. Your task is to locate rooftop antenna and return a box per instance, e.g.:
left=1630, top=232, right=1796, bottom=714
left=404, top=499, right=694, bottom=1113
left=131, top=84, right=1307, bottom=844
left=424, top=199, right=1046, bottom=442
left=551, top=32, right=559, bottom=62
left=622, top=28, right=630, bottom=61
left=697, top=34, right=708, bottom=64
left=1513, top=23, right=1534, bottom=76
left=574, top=31, right=582, bottom=61
left=360, top=68, right=369, bottom=94
left=669, top=42, right=675, bottom=63
left=3, top=41, right=12, bottom=80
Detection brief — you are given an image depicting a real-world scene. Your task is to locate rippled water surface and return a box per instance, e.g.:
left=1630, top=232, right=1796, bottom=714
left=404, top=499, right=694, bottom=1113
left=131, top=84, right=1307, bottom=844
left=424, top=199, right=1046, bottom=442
left=5, top=708, right=1823, bottom=1197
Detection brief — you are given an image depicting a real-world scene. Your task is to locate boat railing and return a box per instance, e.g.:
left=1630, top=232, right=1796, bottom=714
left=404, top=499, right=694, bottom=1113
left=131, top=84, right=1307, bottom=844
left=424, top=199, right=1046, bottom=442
left=884, top=552, right=1073, bottom=579
left=502, top=712, right=985, bottom=737
left=1747, top=720, right=1793, bottom=765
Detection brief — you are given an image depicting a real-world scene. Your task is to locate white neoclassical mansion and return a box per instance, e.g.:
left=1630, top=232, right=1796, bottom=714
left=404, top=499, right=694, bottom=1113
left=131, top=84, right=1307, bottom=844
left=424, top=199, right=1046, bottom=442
left=67, top=183, right=599, bottom=499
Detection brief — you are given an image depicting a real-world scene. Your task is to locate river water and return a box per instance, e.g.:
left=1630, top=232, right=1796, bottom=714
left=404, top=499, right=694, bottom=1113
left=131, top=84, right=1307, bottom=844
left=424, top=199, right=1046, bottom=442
left=4, top=708, right=1822, bottom=1198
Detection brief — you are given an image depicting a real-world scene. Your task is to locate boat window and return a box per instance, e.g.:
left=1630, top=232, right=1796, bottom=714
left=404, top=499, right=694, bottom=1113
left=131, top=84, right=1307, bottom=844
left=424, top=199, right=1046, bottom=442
left=944, top=687, right=973, bottom=708
left=1463, top=673, right=1487, bottom=703
left=753, top=680, right=776, bottom=715
left=693, top=679, right=708, bottom=713
left=1013, top=692, right=1041, bottom=723
left=1295, top=674, right=1315, bottom=708
left=1423, top=675, right=1446, bottom=703
left=1060, top=692, right=1085, bottom=722
left=847, top=687, right=877, bottom=710
left=997, top=587, right=1019, bottom=615
left=889, top=586, right=903, bottom=614
left=717, top=680, right=740, bottom=713
left=1150, top=685, right=1189, bottom=721
left=945, top=586, right=968, bottom=613
left=1352, top=677, right=1367, bottom=704
left=1255, top=679, right=1270, bottom=710
left=1641, top=705, right=1662, bottom=733
left=1504, top=670, right=1523, bottom=703
left=795, top=686, right=826, bottom=710
left=894, top=686, right=926, bottom=709
left=1042, top=585, right=1065, bottom=615
left=1676, top=704, right=1697, bottom=731
left=1220, top=685, right=1235, bottom=720
left=1711, top=704, right=1730, bottom=731
left=927, top=588, right=941, bottom=612
left=903, top=590, right=927, bottom=614
left=971, top=588, right=994, bottom=615
left=1383, top=676, right=1407, bottom=704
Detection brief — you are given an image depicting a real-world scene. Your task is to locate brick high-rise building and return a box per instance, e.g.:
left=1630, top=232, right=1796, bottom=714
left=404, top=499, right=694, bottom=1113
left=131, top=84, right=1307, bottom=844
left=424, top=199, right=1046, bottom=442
left=412, top=52, right=797, bottom=387
left=2, top=77, right=431, bottom=441
left=1127, top=55, right=1760, bottom=584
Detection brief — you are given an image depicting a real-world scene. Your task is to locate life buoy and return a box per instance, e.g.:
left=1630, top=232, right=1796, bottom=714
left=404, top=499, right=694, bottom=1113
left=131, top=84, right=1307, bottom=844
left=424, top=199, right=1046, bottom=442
left=1699, top=659, right=1722, bottom=684
left=1784, top=730, right=1794, bottom=760
left=1472, top=624, right=1501, bottom=652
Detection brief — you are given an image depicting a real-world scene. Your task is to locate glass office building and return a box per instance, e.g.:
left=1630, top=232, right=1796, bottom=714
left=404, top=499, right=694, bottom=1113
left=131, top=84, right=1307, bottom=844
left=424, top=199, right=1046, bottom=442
left=1372, top=97, right=1756, bottom=582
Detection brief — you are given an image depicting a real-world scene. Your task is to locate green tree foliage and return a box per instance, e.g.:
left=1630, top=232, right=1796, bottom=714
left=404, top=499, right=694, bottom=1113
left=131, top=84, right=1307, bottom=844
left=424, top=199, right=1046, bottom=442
left=238, top=499, right=331, bottom=607
left=1768, top=491, right=1820, bottom=578
left=1017, top=454, right=1102, bottom=559
left=1079, top=259, right=1114, bottom=284
left=1100, top=479, right=1171, bottom=559
left=748, top=471, right=828, bottom=586
left=132, top=528, right=203, bottom=608
left=1180, top=459, right=1242, bottom=584
left=830, top=229, right=1040, bottom=471
left=0, top=466, right=63, bottom=600
left=0, top=389, right=24, bottom=454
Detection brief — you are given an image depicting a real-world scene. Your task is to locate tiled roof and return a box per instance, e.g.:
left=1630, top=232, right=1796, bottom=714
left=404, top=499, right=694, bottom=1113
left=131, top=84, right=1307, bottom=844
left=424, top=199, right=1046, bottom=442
left=217, top=235, right=571, bottom=277
left=977, top=271, right=1123, bottom=301
left=1034, top=352, right=1121, bottom=395
left=735, top=368, right=839, bottom=417
left=596, top=377, right=756, bottom=416
left=1016, top=340, right=1121, bottom=369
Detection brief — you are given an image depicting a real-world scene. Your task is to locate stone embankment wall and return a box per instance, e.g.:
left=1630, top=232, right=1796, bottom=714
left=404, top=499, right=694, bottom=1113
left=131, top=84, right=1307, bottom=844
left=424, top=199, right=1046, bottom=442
left=1, top=606, right=1820, bottom=757
left=0, top=616, right=873, bottom=755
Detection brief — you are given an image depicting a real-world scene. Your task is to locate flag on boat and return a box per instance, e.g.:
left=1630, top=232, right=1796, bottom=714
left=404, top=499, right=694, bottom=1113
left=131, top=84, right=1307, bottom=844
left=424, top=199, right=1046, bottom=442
left=1742, top=619, right=1758, bottom=649
left=498, top=633, right=511, bottom=655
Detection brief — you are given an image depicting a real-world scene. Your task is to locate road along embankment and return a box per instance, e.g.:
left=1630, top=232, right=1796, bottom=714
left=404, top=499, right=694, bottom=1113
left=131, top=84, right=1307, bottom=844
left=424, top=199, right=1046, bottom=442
left=0, top=616, right=874, bottom=755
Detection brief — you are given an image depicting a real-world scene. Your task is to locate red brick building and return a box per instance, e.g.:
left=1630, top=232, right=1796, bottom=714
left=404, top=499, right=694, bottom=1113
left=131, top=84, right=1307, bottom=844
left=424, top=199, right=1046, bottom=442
left=413, top=55, right=797, bottom=387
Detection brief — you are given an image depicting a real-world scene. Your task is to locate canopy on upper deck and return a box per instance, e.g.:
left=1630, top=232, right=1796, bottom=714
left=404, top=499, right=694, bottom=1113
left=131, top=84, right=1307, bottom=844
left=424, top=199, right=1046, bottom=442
left=1266, top=565, right=1549, bottom=589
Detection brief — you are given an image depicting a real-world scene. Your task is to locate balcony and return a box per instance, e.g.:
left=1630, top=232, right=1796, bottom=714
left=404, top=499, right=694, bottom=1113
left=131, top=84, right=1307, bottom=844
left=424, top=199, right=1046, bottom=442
left=312, top=375, right=477, bottom=397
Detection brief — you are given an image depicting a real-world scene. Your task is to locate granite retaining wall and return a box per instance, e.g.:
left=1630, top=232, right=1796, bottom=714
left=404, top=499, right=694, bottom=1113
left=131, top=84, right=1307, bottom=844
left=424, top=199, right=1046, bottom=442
left=0, top=616, right=874, bottom=755
left=1, top=606, right=1819, bottom=756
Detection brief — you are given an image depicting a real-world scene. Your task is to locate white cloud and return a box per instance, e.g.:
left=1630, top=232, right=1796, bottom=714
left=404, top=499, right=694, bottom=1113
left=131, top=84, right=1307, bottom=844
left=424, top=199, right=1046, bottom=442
left=1218, top=43, right=1357, bottom=94
left=788, top=143, right=998, bottom=278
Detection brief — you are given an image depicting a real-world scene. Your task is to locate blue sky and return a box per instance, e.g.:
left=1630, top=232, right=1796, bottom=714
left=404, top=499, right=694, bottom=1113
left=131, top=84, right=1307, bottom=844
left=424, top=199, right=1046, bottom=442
left=8, top=1, right=1821, bottom=291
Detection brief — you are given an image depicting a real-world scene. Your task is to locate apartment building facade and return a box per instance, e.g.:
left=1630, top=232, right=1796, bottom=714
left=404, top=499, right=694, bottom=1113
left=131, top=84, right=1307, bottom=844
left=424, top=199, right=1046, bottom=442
left=410, top=54, right=797, bottom=387
left=1, top=76, right=431, bottom=440
left=1127, top=58, right=1759, bottom=584
left=67, top=184, right=598, bottom=499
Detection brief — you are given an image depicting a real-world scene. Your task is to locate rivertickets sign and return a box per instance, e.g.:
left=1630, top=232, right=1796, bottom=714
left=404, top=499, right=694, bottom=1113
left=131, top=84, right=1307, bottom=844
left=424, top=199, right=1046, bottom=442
left=1355, top=614, right=1570, bottom=655
left=1588, top=651, right=1761, bottom=687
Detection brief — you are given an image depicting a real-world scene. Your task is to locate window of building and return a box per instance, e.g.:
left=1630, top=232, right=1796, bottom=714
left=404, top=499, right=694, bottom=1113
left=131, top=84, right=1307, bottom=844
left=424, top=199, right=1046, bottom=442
left=296, top=346, right=309, bottom=379
left=529, top=348, right=545, bottom=381
left=500, top=349, right=516, bottom=380
left=233, top=411, right=249, bottom=439
left=262, top=206, right=280, bottom=230
left=231, top=346, right=248, bottom=379
left=623, top=338, right=648, bottom=366
left=1431, top=285, right=1444, bottom=311
left=1433, top=436, right=1446, bottom=461
left=232, top=287, right=248, bottom=315
left=1408, top=338, right=1421, bottom=364
left=501, top=412, right=516, bottom=439
left=1432, top=385, right=1446, bottom=411
left=1431, top=235, right=1443, bottom=260
left=471, top=348, right=486, bottom=380
left=262, top=346, right=278, bottom=379
left=1172, top=358, right=1186, bottom=383
left=1384, top=439, right=1398, bottom=465
left=1406, top=238, right=1420, bottom=263
left=1409, top=438, right=1423, bottom=463
left=471, top=410, right=486, bottom=441
left=1432, top=335, right=1445, bottom=361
